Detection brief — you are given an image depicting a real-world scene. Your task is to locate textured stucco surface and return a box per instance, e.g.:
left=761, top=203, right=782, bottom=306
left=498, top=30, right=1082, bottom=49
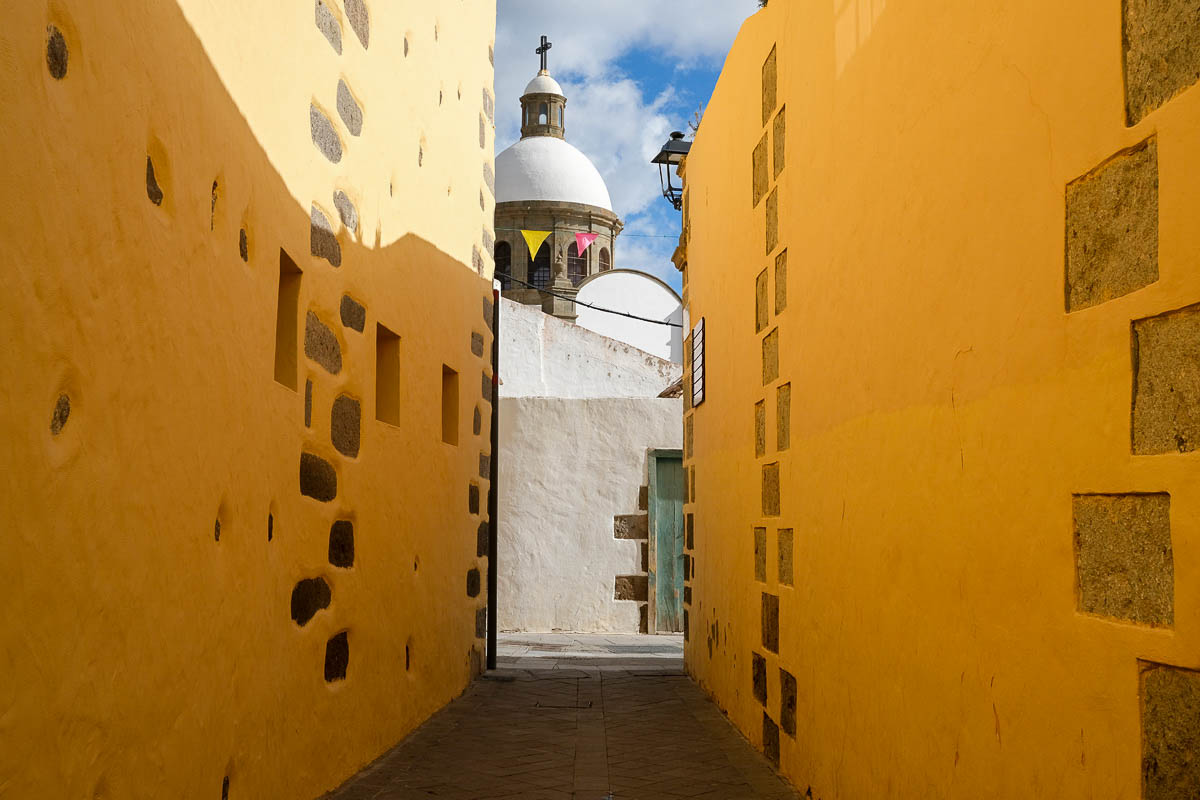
left=681, top=1, right=1200, bottom=796
left=498, top=397, right=682, bottom=632
left=498, top=297, right=680, bottom=398
left=0, top=0, right=497, bottom=795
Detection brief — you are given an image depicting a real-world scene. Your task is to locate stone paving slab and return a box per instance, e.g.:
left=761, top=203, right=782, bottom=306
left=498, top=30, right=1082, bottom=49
left=325, top=634, right=799, bottom=800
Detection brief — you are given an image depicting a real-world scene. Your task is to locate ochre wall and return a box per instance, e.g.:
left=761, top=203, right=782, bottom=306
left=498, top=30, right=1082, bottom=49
left=0, top=0, right=495, bottom=796
left=682, top=0, right=1200, bottom=797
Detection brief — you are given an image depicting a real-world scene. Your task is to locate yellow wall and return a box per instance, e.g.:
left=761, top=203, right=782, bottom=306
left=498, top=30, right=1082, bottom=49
left=0, top=0, right=495, bottom=796
left=682, top=0, right=1200, bottom=796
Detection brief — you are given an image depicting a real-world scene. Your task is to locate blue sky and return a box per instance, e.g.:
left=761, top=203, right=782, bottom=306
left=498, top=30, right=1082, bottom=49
left=494, top=1, right=761, bottom=291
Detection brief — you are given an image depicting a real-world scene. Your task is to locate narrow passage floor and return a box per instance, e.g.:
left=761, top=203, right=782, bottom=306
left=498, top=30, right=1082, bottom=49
left=326, top=633, right=800, bottom=800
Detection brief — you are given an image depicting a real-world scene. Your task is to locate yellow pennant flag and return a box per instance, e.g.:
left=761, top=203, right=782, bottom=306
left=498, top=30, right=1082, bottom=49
left=521, top=229, right=551, bottom=259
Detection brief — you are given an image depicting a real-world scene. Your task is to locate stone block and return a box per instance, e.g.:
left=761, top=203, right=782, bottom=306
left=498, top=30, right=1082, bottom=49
left=753, top=651, right=768, bottom=705
left=336, top=80, right=363, bottom=136
left=1133, top=304, right=1200, bottom=454
left=641, top=542, right=648, bottom=572
left=300, top=452, right=337, bottom=502
left=344, top=0, right=369, bottom=48
left=239, top=228, right=249, bottom=262
left=467, top=568, right=481, bottom=598
left=314, top=0, right=341, bottom=54
left=686, top=513, right=694, bottom=549
left=291, top=577, right=331, bottom=626
left=684, top=585, right=692, bottom=604
left=49, top=394, right=70, bottom=435
left=1124, top=0, right=1200, bottom=125
left=477, top=520, right=488, bottom=558
left=482, top=370, right=492, bottom=403
left=324, top=631, right=349, bottom=682
left=614, top=575, right=648, bottom=602
left=765, top=188, right=779, bottom=255
left=339, top=295, right=365, bottom=332
left=146, top=156, right=163, bottom=206
left=1074, top=493, right=1173, bottom=626
left=778, top=528, right=794, bottom=586
left=762, top=328, right=779, bottom=385
left=328, top=520, right=354, bottom=568
left=483, top=88, right=495, bottom=124
left=331, top=394, right=361, bottom=458
left=685, top=414, right=694, bottom=459
left=483, top=161, right=495, bottom=196
left=469, top=483, right=480, bottom=515
left=762, top=45, right=777, bottom=127
left=475, top=606, right=487, bottom=638
left=1141, top=662, right=1200, bottom=799
left=777, top=383, right=791, bottom=451
left=775, top=249, right=788, bottom=314
left=683, top=609, right=688, bottom=640
left=762, top=592, right=779, bottom=653
left=754, top=527, right=767, bottom=582
left=304, top=380, right=312, bottom=427
left=614, top=514, right=648, bottom=540
left=756, top=268, right=769, bottom=332
left=1065, top=138, right=1157, bottom=311
left=46, top=26, right=68, bottom=79
left=690, top=466, right=696, bottom=505
left=471, top=332, right=485, bottom=357
left=780, top=668, right=797, bottom=736
left=479, top=452, right=490, bottom=479
left=753, top=133, right=769, bottom=208
left=473, top=406, right=482, bottom=436
left=763, top=713, right=780, bottom=766
left=762, top=463, right=780, bottom=517
left=640, top=604, right=649, bottom=634
left=755, top=400, right=767, bottom=457
left=309, top=105, right=342, bottom=164
left=483, top=296, right=495, bottom=330
left=638, top=485, right=648, bottom=511
left=333, top=190, right=358, bottom=233
left=310, top=204, right=342, bottom=267
left=304, top=311, right=341, bottom=374
left=773, top=106, right=786, bottom=178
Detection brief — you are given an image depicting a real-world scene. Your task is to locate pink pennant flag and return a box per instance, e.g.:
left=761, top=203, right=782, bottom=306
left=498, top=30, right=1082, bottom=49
left=575, top=232, right=599, bottom=256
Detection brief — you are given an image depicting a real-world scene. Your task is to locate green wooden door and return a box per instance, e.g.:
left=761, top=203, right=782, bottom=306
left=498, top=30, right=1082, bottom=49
left=653, top=455, right=685, bottom=632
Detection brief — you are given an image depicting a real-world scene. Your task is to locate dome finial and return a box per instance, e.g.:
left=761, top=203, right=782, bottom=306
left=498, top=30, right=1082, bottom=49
left=536, top=34, right=553, bottom=73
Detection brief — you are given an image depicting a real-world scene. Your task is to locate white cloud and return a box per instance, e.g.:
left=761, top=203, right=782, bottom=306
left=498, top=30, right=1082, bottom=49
left=494, top=1, right=758, bottom=289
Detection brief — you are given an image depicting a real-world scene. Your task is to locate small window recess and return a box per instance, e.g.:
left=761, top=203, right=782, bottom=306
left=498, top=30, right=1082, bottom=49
left=376, top=324, right=401, bottom=425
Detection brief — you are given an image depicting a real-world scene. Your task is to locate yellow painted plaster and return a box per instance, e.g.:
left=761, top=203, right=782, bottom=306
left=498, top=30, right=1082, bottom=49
left=0, top=0, right=494, bottom=796
left=683, top=0, right=1200, bottom=796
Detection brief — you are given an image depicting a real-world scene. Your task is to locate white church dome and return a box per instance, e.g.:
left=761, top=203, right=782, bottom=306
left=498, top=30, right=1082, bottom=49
left=495, top=136, right=614, bottom=212
left=523, top=72, right=564, bottom=96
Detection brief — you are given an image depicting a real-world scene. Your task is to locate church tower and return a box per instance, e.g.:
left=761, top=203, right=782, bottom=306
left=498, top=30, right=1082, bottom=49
left=494, top=36, right=623, bottom=320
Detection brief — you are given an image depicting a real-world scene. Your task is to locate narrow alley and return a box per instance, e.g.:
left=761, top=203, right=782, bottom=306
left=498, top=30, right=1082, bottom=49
left=326, top=635, right=800, bottom=800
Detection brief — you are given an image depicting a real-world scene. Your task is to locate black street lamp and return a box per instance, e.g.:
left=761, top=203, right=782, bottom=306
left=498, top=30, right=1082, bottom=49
left=652, top=131, right=691, bottom=211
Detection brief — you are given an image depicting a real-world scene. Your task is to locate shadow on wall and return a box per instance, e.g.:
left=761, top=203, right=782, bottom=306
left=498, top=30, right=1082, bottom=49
left=0, top=0, right=492, bottom=797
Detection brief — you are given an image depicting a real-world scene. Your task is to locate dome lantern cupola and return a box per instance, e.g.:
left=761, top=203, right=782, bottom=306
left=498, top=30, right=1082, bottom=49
left=494, top=35, right=623, bottom=321
left=521, top=36, right=566, bottom=139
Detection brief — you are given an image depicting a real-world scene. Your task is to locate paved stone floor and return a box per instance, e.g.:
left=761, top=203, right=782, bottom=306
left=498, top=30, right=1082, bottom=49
left=325, top=633, right=801, bottom=799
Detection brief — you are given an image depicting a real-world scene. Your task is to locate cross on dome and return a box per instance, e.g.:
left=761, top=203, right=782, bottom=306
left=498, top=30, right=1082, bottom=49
left=535, top=35, right=552, bottom=72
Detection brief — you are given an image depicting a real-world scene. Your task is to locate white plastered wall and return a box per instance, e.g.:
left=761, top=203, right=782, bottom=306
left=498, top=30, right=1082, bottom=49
left=497, top=397, right=682, bottom=632
left=498, top=297, right=680, bottom=398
